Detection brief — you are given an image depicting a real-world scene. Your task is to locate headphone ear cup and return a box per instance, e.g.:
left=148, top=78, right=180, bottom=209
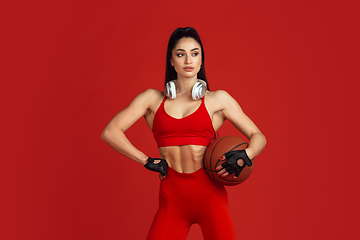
left=166, top=81, right=176, bottom=99
left=192, top=80, right=207, bottom=100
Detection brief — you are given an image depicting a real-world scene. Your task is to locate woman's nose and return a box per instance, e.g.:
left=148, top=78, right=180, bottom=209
left=185, top=54, right=192, bottom=64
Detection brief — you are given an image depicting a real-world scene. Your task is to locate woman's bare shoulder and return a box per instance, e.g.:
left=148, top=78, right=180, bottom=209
left=206, top=89, right=233, bottom=102
left=140, top=88, right=163, bottom=96
left=205, top=90, right=240, bottom=113
left=129, top=88, right=165, bottom=113
left=134, top=88, right=164, bottom=102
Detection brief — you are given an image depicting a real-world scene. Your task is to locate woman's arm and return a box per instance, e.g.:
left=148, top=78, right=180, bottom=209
left=101, top=89, right=158, bottom=165
left=216, top=90, right=266, bottom=160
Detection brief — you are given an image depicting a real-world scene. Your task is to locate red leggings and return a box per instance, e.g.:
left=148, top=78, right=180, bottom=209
left=147, top=167, right=236, bottom=240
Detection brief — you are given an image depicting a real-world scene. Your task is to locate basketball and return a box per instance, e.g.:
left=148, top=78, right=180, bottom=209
left=204, top=135, right=255, bottom=186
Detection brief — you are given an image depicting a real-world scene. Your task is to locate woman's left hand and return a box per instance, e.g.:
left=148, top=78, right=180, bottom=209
left=159, top=173, right=166, bottom=181
left=216, top=149, right=252, bottom=179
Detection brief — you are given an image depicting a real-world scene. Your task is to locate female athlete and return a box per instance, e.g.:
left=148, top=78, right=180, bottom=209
left=101, top=27, right=266, bottom=240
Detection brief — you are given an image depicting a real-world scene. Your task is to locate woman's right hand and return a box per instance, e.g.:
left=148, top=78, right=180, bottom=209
left=144, top=157, right=168, bottom=177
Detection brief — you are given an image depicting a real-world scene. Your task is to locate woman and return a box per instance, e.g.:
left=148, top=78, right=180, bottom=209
left=101, top=27, right=266, bottom=240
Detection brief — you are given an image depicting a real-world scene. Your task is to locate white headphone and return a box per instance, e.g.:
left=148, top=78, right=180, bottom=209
left=165, top=79, right=207, bottom=100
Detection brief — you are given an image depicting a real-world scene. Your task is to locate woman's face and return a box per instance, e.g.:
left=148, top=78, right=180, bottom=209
left=170, top=37, right=202, bottom=79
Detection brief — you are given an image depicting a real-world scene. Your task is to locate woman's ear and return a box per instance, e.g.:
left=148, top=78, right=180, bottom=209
left=170, top=58, right=174, bottom=66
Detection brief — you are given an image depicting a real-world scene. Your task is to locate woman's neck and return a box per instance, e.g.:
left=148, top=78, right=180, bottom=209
left=175, top=76, right=198, bottom=96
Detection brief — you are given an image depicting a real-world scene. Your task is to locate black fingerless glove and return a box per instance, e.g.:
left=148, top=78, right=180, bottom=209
left=144, top=157, right=168, bottom=176
left=221, top=150, right=252, bottom=177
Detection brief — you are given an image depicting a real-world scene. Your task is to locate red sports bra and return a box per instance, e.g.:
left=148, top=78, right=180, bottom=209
left=152, top=96, right=216, bottom=148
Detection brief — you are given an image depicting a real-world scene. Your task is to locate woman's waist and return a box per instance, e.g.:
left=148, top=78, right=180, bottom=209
left=162, top=166, right=225, bottom=192
left=163, top=166, right=208, bottom=185
left=158, top=145, right=207, bottom=174
left=168, top=159, right=203, bottom=172
left=159, top=145, right=206, bottom=161
left=163, top=156, right=205, bottom=175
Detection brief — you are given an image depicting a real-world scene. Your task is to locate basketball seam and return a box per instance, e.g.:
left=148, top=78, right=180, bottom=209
left=228, top=143, right=247, bottom=152
left=208, top=136, right=228, bottom=184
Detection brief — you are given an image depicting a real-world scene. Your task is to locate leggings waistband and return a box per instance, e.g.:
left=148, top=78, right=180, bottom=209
left=164, top=167, right=211, bottom=185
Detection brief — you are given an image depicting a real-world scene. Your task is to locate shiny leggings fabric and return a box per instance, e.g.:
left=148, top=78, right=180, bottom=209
left=147, top=167, right=236, bottom=240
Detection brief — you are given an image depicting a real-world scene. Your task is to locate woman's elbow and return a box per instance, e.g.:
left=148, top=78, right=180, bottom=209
left=101, top=128, right=110, bottom=142
left=263, top=134, right=267, bottom=146
left=101, top=126, right=124, bottom=142
left=253, top=131, right=267, bottom=147
left=258, top=131, right=266, bottom=143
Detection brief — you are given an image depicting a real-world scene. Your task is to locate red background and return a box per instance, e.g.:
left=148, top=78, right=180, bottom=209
left=2, top=0, right=359, bottom=239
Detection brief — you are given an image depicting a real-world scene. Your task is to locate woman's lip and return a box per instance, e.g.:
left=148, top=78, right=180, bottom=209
left=183, top=67, right=194, bottom=72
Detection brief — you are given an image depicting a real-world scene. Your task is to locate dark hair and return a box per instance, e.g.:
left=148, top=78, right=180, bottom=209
left=165, top=27, right=209, bottom=90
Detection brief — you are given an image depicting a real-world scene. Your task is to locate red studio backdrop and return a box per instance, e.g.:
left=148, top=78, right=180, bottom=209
left=2, top=0, right=359, bottom=239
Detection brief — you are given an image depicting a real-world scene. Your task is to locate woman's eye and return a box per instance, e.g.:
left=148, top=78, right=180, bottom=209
left=192, top=52, right=199, bottom=57
left=177, top=53, right=184, bottom=57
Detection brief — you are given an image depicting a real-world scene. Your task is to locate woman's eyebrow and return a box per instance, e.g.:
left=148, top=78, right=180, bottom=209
left=176, top=48, right=200, bottom=51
